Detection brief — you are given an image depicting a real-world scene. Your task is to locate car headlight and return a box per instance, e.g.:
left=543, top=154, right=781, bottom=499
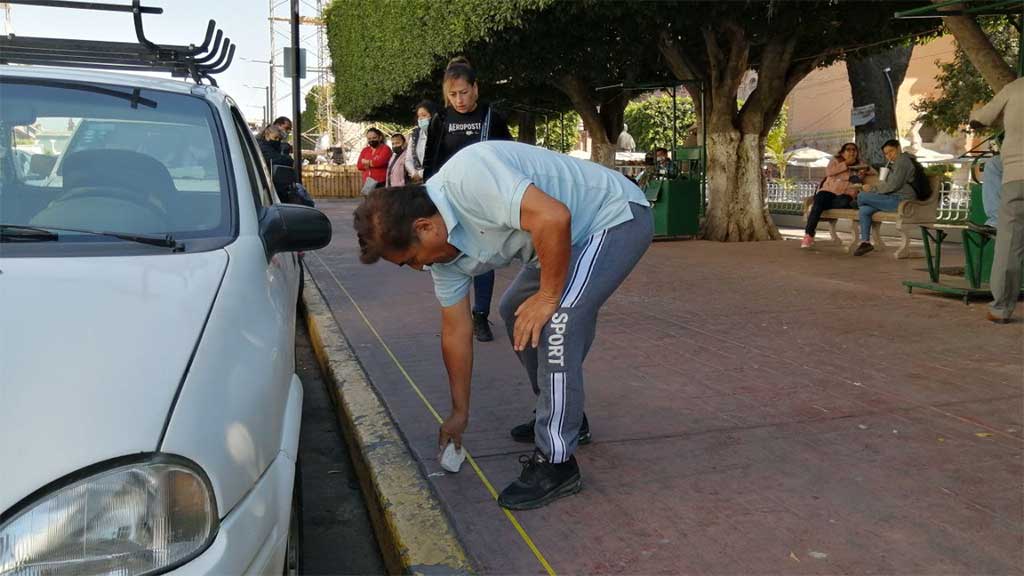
left=0, top=457, right=217, bottom=576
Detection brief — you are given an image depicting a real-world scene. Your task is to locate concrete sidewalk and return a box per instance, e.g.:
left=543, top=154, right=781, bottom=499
left=307, top=199, right=1022, bottom=575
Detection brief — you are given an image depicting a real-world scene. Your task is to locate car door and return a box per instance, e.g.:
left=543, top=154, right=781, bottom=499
left=228, top=107, right=301, bottom=311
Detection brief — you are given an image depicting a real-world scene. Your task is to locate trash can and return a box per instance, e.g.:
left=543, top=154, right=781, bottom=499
left=964, top=163, right=1024, bottom=290
left=644, top=178, right=700, bottom=237
left=963, top=182, right=995, bottom=286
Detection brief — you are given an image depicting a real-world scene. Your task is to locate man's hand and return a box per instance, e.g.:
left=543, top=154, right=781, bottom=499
left=439, top=411, right=468, bottom=450
left=514, top=292, right=560, bottom=351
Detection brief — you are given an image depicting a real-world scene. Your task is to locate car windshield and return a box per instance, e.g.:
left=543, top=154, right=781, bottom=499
left=0, top=78, right=232, bottom=255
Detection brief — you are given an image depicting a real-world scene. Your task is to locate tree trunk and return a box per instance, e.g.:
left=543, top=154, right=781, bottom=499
left=846, top=45, right=913, bottom=166
left=554, top=74, right=624, bottom=166
left=702, top=128, right=780, bottom=241
left=937, top=6, right=1017, bottom=91
left=658, top=31, right=705, bottom=146
left=659, top=22, right=819, bottom=241
left=516, top=112, right=537, bottom=145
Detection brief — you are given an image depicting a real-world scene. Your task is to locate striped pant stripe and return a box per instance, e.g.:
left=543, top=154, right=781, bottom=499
left=560, top=229, right=607, bottom=309
left=548, top=372, right=567, bottom=463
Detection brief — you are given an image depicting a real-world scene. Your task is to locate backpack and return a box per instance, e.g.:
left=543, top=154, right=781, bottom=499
left=908, top=156, right=932, bottom=201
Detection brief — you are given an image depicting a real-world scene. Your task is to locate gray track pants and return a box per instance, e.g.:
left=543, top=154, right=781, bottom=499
left=990, top=180, right=1024, bottom=320
left=498, top=203, right=653, bottom=463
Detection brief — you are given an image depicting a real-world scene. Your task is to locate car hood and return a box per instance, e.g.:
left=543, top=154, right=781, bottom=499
left=0, top=251, right=228, bottom=515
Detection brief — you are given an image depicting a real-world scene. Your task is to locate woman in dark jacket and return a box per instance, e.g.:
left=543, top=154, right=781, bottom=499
left=423, top=57, right=512, bottom=342
left=405, top=100, right=436, bottom=183
left=257, top=124, right=293, bottom=170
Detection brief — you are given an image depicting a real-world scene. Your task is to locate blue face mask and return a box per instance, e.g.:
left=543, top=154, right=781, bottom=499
left=418, top=118, right=430, bottom=130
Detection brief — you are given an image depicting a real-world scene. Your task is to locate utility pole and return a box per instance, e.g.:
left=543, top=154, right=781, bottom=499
left=291, top=0, right=301, bottom=183
left=268, top=0, right=275, bottom=123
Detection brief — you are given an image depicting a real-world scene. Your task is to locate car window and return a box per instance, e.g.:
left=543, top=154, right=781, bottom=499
left=0, top=78, right=233, bottom=254
left=229, top=107, right=274, bottom=209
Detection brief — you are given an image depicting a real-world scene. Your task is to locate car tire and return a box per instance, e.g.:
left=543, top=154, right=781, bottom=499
left=283, top=459, right=303, bottom=576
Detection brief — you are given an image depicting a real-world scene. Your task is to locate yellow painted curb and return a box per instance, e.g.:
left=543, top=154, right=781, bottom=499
left=301, top=269, right=475, bottom=575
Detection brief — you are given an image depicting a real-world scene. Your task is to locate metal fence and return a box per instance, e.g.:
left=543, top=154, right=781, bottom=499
left=936, top=183, right=971, bottom=224
left=302, top=165, right=363, bottom=198
left=766, top=180, right=819, bottom=215
left=765, top=179, right=975, bottom=224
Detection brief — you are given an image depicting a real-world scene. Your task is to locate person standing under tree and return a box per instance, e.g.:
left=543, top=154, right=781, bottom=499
left=386, top=133, right=409, bottom=187
left=423, top=57, right=513, bottom=343
left=357, top=127, right=392, bottom=194
left=405, top=100, right=437, bottom=183
left=970, top=77, right=1024, bottom=324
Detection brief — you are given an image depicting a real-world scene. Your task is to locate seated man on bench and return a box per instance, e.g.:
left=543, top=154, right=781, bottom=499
left=854, top=139, right=917, bottom=256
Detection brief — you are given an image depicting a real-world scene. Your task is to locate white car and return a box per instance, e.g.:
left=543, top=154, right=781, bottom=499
left=0, top=65, right=331, bottom=575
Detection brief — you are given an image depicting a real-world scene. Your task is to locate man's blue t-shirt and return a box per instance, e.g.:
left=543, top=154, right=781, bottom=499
left=424, top=141, right=649, bottom=307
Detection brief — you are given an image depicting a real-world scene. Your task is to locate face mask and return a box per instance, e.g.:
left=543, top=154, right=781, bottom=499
left=368, top=140, right=380, bottom=148
left=418, top=118, right=430, bottom=130
left=392, top=145, right=404, bottom=153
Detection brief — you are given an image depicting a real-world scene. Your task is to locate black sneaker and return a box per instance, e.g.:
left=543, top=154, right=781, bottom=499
left=853, top=242, right=874, bottom=256
left=497, top=451, right=582, bottom=510
left=510, top=413, right=590, bottom=445
left=472, top=312, right=494, bottom=342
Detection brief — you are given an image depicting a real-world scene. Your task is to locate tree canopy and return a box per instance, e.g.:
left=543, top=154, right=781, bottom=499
left=914, top=15, right=1020, bottom=134
left=624, top=94, right=696, bottom=153
left=325, top=0, right=938, bottom=241
left=325, top=0, right=555, bottom=121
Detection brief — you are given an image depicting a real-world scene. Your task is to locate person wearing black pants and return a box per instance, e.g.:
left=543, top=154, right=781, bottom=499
left=422, top=56, right=512, bottom=342
left=802, top=142, right=874, bottom=249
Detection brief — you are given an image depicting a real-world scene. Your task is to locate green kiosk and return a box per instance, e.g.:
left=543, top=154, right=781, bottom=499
left=644, top=146, right=704, bottom=237
left=599, top=80, right=707, bottom=239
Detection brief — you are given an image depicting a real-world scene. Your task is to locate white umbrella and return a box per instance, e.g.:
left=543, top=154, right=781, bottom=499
left=786, top=146, right=833, bottom=166
left=907, top=144, right=956, bottom=165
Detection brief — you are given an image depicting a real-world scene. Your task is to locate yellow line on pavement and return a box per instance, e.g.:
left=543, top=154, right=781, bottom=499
left=312, top=253, right=557, bottom=576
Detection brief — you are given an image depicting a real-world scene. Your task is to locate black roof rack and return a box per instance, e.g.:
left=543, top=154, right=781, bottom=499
left=0, top=0, right=235, bottom=86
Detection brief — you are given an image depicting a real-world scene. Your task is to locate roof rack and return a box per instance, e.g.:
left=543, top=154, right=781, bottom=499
left=0, top=0, right=235, bottom=86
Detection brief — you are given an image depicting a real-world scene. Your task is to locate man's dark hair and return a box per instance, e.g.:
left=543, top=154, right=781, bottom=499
left=881, top=139, right=901, bottom=150
left=655, top=147, right=669, bottom=155
left=366, top=127, right=384, bottom=138
left=273, top=116, right=292, bottom=127
left=353, top=185, right=438, bottom=264
left=391, top=133, right=406, bottom=143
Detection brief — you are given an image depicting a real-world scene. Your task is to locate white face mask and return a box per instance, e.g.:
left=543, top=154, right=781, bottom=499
left=418, top=118, right=430, bottom=130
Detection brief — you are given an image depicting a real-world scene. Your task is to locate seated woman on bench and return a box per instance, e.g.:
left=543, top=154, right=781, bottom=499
left=802, top=143, right=874, bottom=249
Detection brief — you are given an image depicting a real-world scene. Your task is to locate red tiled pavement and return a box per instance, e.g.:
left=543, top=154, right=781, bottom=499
left=306, top=199, right=1023, bottom=575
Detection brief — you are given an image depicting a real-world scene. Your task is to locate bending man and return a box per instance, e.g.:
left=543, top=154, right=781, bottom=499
left=353, top=141, right=653, bottom=509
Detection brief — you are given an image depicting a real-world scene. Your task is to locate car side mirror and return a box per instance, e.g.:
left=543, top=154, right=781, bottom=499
left=259, top=203, right=332, bottom=257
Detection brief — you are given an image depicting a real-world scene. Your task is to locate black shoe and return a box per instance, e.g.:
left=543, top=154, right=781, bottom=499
left=497, top=451, right=582, bottom=510
left=510, top=413, right=590, bottom=445
left=853, top=242, right=874, bottom=256
left=472, top=311, right=494, bottom=342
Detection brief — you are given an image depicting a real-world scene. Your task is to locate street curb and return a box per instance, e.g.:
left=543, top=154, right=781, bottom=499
left=300, top=269, right=474, bottom=575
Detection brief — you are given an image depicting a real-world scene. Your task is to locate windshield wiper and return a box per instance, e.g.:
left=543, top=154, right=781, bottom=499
left=0, top=224, right=59, bottom=242
left=0, top=224, right=183, bottom=251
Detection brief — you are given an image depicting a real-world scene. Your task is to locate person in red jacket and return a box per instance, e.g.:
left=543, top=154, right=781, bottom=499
left=357, top=127, right=392, bottom=192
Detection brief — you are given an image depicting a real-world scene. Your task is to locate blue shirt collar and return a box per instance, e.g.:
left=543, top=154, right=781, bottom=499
left=425, top=180, right=465, bottom=252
